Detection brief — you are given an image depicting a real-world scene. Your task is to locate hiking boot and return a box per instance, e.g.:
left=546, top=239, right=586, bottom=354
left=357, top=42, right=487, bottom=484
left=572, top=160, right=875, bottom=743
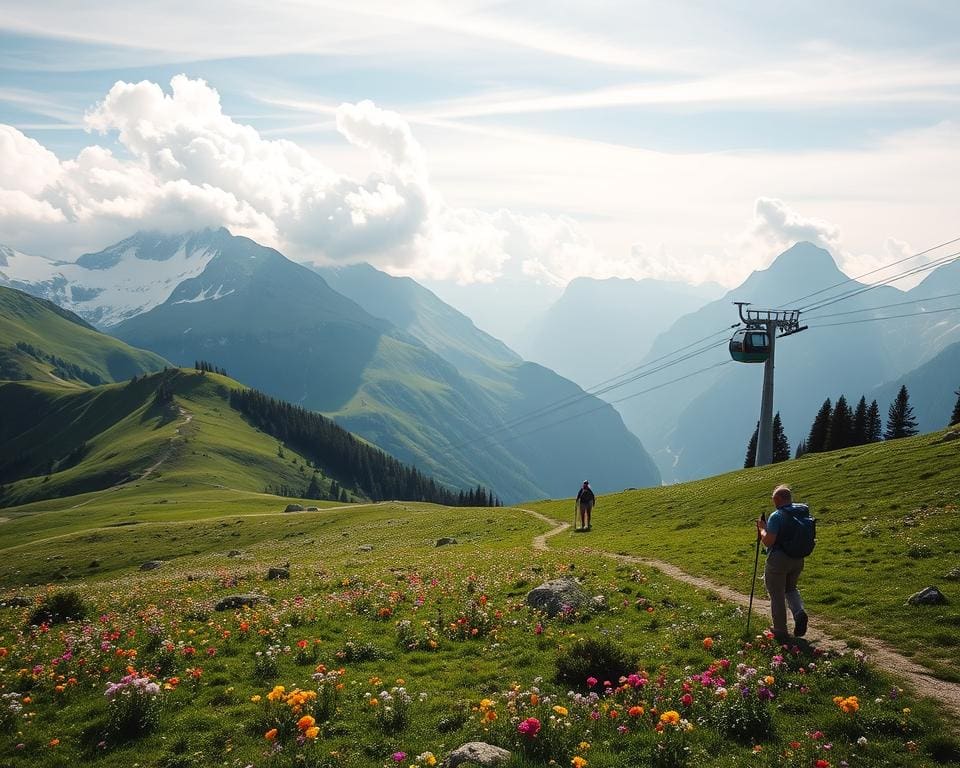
left=794, top=610, right=808, bottom=638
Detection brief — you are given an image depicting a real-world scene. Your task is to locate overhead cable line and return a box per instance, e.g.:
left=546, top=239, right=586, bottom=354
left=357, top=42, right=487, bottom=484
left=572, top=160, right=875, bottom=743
left=804, top=290, right=960, bottom=321
left=809, top=305, right=960, bottom=328
left=800, top=249, right=960, bottom=314
left=778, top=235, right=960, bottom=309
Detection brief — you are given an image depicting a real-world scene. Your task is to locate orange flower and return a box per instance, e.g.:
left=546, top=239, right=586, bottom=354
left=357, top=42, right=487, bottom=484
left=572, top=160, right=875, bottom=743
left=659, top=710, right=680, bottom=725
left=49, top=738, right=60, bottom=747
left=297, top=715, right=316, bottom=731
left=702, top=637, right=714, bottom=650
left=530, top=693, right=539, bottom=706
left=265, top=728, right=278, bottom=741
left=305, top=726, right=320, bottom=739
left=628, top=706, right=645, bottom=717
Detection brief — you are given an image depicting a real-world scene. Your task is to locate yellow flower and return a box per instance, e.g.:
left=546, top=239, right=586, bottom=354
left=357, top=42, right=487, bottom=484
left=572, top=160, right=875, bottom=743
left=305, top=726, right=320, bottom=739
left=764, top=675, right=775, bottom=686
left=553, top=705, right=569, bottom=717
left=659, top=710, right=680, bottom=725
left=250, top=695, right=262, bottom=703
left=479, top=698, right=496, bottom=710
left=578, top=741, right=591, bottom=751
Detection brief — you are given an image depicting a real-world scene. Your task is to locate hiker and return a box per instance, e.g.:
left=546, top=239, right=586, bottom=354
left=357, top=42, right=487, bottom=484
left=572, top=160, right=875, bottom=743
left=576, top=480, right=595, bottom=530
left=756, top=484, right=810, bottom=642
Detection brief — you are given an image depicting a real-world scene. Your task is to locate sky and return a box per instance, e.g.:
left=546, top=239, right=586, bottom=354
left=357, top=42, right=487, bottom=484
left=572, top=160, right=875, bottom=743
left=1, top=0, right=959, bottom=295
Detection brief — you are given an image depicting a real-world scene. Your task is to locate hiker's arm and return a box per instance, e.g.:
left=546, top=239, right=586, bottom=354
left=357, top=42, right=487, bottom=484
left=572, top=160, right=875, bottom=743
left=757, top=516, right=777, bottom=547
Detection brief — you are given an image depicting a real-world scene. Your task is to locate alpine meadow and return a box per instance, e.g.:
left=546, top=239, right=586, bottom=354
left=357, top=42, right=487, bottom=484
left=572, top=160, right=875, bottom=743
left=1, top=3, right=960, bottom=768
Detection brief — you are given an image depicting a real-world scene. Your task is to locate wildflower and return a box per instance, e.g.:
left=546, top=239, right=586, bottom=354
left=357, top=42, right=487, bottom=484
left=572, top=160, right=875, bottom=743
left=553, top=705, right=569, bottom=717
left=298, top=715, right=316, bottom=731
left=764, top=675, right=775, bottom=686
left=628, top=706, right=644, bottom=717
left=681, top=693, right=693, bottom=707
left=305, top=726, right=320, bottom=739
left=518, top=717, right=541, bottom=738
left=815, top=760, right=830, bottom=768
left=857, top=737, right=868, bottom=747
left=250, top=694, right=261, bottom=703
left=484, top=710, right=497, bottom=722
left=265, top=728, right=278, bottom=741
left=586, top=676, right=598, bottom=688
left=659, top=710, right=680, bottom=726
left=392, top=752, right=407, bottom=762
left=571, top=757, right=588, bottom=768
left=703, top=637, right=714, bottom=650
left=578, top=742, right=590, bottom=751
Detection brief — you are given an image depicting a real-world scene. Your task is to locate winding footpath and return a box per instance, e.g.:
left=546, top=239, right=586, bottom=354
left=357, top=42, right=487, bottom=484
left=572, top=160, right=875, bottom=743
left=520, top=507, right=960, bottom=726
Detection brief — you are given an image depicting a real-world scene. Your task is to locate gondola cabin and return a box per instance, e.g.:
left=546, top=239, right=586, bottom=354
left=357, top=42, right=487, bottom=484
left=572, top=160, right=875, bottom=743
left=729, top=328, right=770, bottom=363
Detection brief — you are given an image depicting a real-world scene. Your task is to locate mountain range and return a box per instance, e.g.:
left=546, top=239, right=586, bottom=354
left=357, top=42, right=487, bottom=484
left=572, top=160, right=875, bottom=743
left=1, top=229, right=660, bottom=501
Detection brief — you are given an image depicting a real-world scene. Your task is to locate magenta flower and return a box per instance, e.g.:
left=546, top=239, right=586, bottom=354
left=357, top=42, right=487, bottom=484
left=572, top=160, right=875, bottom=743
left=586, top=676, right=598, bottom=688
left=517, top=717, right=541, bottom=738
left=392, top=752, right=406, bottom=762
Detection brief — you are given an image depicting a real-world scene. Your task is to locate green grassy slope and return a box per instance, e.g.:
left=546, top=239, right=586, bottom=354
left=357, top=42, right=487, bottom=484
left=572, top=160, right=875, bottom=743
left=532, top=428, right=960, bottom=680
left=0, top=285, right=169, bottom=385
left=0, top=369, right=348, bottom=530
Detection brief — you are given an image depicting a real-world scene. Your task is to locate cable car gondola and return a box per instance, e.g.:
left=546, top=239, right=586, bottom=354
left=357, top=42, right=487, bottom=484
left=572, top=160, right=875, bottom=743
left=729, top=327, right=770, bottom=363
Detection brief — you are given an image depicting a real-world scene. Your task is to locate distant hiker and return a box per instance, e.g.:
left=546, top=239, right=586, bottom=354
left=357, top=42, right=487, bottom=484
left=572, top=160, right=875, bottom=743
left=576, top=481, right=595, bottom=530
left=756, top=484, right=813, bottom=642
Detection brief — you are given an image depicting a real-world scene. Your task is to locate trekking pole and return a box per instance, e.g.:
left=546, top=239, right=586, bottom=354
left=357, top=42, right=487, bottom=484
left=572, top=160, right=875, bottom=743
left=746, top=513, right=764, bottom=638
left=573, top=501, right=578, bottom=532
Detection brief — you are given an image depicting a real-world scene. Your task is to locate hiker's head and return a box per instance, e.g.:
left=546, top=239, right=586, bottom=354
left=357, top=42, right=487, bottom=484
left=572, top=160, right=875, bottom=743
left=772, top=484, right=792, bottom=507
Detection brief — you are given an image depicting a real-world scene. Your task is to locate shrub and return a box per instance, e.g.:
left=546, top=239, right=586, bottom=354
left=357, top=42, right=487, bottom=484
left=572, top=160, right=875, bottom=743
left=710, top=688, right=774, bottom=742
left=555, top=636, right=636, bottom=690
left=29, top=590, right=87, bottom=625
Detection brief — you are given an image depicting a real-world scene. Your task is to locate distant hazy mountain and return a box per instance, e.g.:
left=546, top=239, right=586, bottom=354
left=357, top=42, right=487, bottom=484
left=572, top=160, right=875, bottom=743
left=871, top=341, right=960, bottom=434
left=519, top=276, right=723, bottom=387
left=618, top=242, right=960, bottom=481
left=0, top=285, right=169, bottom=385
left=81, top=230, right=662, bottom=501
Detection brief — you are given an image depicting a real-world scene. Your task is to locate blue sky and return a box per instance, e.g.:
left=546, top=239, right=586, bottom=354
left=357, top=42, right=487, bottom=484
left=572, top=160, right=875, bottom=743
left=1, top=0, right=959, bottom=290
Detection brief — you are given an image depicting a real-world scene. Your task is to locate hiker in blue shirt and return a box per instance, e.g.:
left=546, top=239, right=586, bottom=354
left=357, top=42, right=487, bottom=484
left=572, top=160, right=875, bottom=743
left=756, top=484, right=810, bottom=642
left=576, top=481, right=595, bottom=531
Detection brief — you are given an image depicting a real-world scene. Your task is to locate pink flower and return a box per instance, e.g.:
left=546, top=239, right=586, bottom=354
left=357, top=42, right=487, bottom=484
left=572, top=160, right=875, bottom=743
left=681, top=693, right=693, bottom=707
left=586, top=676, right=598, bottom=688
left=392, top=752, right=407, bottom=762
left=517, top=717, right=541, bottom=738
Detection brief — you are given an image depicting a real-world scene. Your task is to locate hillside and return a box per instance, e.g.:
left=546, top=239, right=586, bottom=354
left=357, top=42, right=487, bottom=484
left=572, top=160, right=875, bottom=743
left=533, top=425, right=960, bottom=682
left=0, top=285, right=169, bottom=385
left=871, top=341, right=960, bottom=433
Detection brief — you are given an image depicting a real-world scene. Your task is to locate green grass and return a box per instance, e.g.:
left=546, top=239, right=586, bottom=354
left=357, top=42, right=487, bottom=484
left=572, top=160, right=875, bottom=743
left=0, top=285, right=168, bottom=385
left=531, top=429, right=960, bottom=681
left=2, top=502, right=957, bottom=767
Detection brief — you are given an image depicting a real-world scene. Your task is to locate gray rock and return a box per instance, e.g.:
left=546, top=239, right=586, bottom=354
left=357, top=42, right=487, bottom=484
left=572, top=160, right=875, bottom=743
left=267, top=567, right=290, bottom=580
left=284, top=504, right=305, bottom=513
left=440, top=742, right=511, bottom=768
left=590, top=594, right=609, bottom=611
left=140, top=560, right=164, bottom=571
left=214, top=593, right=271, bottom=611
left=946, top=567, right=960, bottom=582
left=907, top=586, right=948, bottom=605
left=306, top=506, right=319, bottom=511
left=358, top=545, right=374, bottom=552
left=227, top=550, right=243, bottom=557
left=436, top=537, right=458, bottom=547
left=526, top=577, right=588, bottom=617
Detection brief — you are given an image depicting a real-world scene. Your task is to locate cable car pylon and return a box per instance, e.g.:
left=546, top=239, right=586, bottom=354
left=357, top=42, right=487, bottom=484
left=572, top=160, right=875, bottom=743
left=729, top=303, right=807, bottom=466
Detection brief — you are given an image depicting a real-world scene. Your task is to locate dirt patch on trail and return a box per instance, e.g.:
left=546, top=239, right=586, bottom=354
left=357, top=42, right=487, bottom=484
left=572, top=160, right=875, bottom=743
left=521, top=508, right=960, bottom=726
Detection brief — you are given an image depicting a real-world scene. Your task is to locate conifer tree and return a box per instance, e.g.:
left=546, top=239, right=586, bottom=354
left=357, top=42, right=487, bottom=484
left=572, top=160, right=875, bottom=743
left=884, top=385, right=918, bottom=440
left=772, top=412, right=791, bottom=463
left=951, top=386, right=960, bottom=426
left=744, top=422, right=759, bottom=468
left=305, top=473, right=322, bottom=499
left=794, top=440, right=806, bottom=459
left=826, top=395, right=853, bottom=450
left=806, top=399, right=832, bottom=453
left=851, top=396, right=868, bottom=446
left=866, top=400, right=882, bottom=442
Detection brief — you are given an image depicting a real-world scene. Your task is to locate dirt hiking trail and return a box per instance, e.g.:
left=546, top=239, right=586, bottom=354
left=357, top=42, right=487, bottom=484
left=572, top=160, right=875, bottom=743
left=520, top=507, right=960, bottom=726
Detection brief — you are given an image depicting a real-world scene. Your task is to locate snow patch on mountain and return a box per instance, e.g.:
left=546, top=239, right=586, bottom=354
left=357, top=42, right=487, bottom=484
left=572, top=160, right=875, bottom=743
left=172, top=284, right=235, bottom=304
left=0, top=233, right=221, bottom=327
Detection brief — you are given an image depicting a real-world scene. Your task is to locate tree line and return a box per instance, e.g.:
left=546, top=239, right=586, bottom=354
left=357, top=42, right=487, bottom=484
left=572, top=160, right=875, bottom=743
left=229, top=387, right=501, bottom=507
left=194, top=360, right=228, bottom=376
left=15, top=341, right=104, bottom=386
left=746, top=382, right=960, bottom=466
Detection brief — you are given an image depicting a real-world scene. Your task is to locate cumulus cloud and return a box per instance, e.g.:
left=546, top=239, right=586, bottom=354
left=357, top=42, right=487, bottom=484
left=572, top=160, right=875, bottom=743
left=0, top=74, right=613, bottom=285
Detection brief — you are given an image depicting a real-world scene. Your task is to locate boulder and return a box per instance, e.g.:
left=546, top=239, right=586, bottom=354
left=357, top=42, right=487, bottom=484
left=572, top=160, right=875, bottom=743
left=267, top=567, right=290, bottom=580
left=306, top=506, right=319, bottom=512
left=526, top=577, right=588, bottom=617
left=140, top=560, right=164, bottom=571
left=907, top=586, right=948, bottom=606
left=440, top=742, right=511, bottom=768
left=436, top=537, right=458, bottom=547
left=214, top=593, right=271, bottom=611
left=227, top=550, right=243, bottom=558
left=590, top=594, right=609, bottom=611
left=284, top=504, right=305, bottom=513
left=358, top=545, right=374, bottom=553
